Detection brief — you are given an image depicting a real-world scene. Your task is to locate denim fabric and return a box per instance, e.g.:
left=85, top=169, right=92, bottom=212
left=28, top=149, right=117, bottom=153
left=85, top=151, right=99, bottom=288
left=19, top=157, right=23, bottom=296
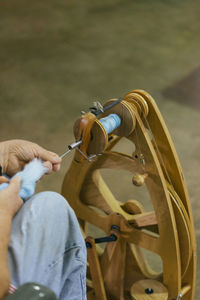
left=8, top=191, right=87, bottom=300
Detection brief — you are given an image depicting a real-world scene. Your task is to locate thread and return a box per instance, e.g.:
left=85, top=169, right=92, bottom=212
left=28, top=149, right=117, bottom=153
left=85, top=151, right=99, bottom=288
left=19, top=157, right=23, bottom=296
left=99, top=114, right=121, bottom=134
left=0, top=159, right=48, bottom=202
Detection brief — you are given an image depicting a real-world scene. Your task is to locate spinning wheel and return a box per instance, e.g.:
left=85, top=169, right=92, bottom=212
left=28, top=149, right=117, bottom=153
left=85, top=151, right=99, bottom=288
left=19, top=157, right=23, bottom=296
left=61, top=90, right=196, bottom=300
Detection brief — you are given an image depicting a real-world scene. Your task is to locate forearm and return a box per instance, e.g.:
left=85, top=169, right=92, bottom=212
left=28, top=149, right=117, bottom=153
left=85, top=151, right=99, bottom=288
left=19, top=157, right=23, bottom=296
left=0, top=213, right=12, bottom=299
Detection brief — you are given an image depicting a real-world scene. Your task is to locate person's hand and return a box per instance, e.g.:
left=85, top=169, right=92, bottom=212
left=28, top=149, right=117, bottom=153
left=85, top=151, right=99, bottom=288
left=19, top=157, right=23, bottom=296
left=0, top=176, right=9, bottom=184
left=0, top=139, right=61, bottom=176
left=0, top=176, right=23, bottom=218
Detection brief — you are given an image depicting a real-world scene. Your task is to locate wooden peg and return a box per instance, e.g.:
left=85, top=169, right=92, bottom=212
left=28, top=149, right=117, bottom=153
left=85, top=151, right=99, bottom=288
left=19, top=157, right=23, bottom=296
left=132, top=174, right=148, bottom=186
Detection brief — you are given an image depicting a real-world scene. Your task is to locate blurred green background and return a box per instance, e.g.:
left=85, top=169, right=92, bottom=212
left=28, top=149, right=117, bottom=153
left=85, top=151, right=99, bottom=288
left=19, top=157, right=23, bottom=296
left=0, top=0, right=199, bottom=298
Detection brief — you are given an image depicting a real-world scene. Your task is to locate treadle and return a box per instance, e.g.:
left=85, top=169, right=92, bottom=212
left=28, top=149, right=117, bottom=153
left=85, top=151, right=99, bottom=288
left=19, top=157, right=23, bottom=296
left=130, top=279, right=168, bottom=300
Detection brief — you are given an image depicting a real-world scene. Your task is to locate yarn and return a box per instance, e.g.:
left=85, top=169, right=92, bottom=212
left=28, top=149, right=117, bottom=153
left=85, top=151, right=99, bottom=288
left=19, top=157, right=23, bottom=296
left=99, top=114, right=121, bottom=134
left=0, top=159, right=48, bottom=202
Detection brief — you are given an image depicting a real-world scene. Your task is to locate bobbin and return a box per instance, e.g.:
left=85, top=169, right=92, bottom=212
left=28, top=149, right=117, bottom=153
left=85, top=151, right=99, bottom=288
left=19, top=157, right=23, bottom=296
left=74, top=99, right=140, bottom=157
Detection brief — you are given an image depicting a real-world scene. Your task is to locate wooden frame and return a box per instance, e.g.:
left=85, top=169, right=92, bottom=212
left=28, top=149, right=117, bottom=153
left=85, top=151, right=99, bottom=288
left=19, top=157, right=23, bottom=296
left=62, top=90, right=196, bottom=300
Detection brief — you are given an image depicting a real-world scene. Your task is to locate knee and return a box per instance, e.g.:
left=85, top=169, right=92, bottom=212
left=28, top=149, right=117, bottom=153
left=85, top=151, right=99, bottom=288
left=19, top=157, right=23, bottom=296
left=25, top=191, right=85, bottom=248
left=29, top=191, right=74, bottom=218
left=20, top=191, right=77, bottom=234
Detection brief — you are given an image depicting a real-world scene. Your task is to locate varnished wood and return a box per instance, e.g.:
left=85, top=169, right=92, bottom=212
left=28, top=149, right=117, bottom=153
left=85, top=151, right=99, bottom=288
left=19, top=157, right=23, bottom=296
left=129, top=212, right=157, bottom=228
left=130, top=280, right=168, bottom=300
left=62, top=90, right=196, bottom=300
left=86, top=237, right=107, bottom=300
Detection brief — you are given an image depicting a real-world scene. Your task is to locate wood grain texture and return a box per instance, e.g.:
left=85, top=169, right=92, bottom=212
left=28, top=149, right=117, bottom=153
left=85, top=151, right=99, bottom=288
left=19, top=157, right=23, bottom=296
left=130, top=280, right=168, bottom=300
left=62, top=90, right=196, bottom=300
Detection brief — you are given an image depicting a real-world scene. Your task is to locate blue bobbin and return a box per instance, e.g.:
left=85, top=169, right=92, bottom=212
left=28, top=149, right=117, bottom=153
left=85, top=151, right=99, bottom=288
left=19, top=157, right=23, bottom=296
left=99, top=114, right=121, bottom=134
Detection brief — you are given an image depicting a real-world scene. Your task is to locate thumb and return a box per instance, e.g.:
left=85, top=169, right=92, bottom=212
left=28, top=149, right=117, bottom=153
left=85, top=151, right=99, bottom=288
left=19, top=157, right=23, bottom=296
left=8, top=176, right=21, bottom=194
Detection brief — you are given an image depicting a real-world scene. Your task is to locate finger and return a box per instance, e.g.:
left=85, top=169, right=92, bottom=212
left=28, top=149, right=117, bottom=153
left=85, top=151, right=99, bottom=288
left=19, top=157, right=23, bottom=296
left=8, top=176, right=21, bottom=193
left=0, top=176, right=10, bottom=184
left=37, top=146, right=61, bottom=164
left=52, top=163, right=61, bottom=172
left=43, top=161, right=53, bottom=174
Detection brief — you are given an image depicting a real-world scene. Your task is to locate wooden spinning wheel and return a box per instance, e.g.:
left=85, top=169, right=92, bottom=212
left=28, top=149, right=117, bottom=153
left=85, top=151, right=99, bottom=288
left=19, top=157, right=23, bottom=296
left=61, top=90, right=196, bottom=300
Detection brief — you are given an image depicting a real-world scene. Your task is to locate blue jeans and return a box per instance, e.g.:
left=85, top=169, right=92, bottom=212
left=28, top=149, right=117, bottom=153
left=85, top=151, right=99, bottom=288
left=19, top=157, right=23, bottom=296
left=8, top=192, right=87, bottom=300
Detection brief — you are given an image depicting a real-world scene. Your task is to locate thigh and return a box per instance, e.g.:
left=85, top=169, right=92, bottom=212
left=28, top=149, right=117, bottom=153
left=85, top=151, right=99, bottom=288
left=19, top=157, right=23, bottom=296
left=8, top=191, right=87, bottom=298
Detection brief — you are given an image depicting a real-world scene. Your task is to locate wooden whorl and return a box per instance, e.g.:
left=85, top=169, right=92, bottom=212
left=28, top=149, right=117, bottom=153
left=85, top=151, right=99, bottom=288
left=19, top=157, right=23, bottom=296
left=130, top=280, right=168, bottom=300
left=123, top=92, right=149, bottom=117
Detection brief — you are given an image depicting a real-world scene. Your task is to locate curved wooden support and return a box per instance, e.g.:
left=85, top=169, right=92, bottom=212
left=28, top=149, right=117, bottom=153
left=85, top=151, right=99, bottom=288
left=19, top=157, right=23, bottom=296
left=61, top=90, right=196, bottom=300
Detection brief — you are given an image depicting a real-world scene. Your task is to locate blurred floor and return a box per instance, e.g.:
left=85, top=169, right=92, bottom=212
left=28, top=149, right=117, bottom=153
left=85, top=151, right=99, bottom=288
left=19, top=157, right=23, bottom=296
left=0, top=0, right=199, bottom=298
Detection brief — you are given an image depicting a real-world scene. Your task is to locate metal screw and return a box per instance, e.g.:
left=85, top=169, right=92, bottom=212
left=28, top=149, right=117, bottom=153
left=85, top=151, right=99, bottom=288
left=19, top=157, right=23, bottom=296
left=145, top=288, right=154, bottom=294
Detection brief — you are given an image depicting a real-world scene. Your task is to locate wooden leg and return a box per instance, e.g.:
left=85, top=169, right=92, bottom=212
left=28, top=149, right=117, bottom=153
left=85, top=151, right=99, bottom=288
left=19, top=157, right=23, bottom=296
left=86, top=237, right=107, bottom=300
